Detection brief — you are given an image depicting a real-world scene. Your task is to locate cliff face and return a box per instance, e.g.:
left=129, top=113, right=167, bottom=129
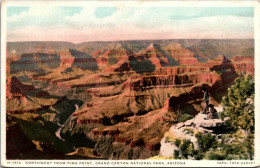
left=126, top=55, right=235, bottom=92
left=163, top=43, right=199, bottom=65
left=106, top=43, right=171, bottom=74
left=106, top=54, right=156, bottom=74
left=106, top=59, right=132, bottom=73
left=105, top=43, right=202, bottom=74
left=153, top=66, right=210, bottom=75
left=59, top=50, right=75, bottom=65
left=94, top=45, right=133, bottom=70
left=57, top=72, right=133, bottom=88
left=232, top=56, right=254, bottom=75
left=6, top=76, right=36, bottom=99
left=10, top=53, right=61, bottom=74
left=127, top=72, right=221, bottom=92
left=6, top=76, right=62, bottom=114
left=134, top=43, right=169, bottom=69
left=63, top=106, right=172, bottom=159
left=59, top=49, right=98, bottom=71
left=28, top=49, right=100, bottom=86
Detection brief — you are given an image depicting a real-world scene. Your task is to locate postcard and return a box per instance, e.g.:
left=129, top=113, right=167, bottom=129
left=1, top=0, right=260, bottom=167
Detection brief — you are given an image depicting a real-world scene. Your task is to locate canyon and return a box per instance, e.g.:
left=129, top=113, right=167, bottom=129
left=6, top=39, right=254, bottom=159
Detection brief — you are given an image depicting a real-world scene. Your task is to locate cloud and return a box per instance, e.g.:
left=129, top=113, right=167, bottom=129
left=7, top=6, right=30, bottom=17
left=59, top=7, right=83, bottom=16
left=169, top=7, right=254, bottom=20
left=7, top=6, right=83, bottom=30
left=6, top=6, right=254, bottom=43
left=95, top=7, right=118, bottom=18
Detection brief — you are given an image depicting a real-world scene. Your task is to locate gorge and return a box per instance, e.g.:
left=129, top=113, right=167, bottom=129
left=6, top=39, right=254, bottom=159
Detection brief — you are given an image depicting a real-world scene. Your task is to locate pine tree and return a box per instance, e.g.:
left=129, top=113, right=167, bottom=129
left=222, top=75, right=254, bottom=132
left=221, top=75, right=254, bottom=159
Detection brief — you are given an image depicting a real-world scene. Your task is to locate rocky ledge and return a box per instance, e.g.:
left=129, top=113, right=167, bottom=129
left=159, top=113, right=228, bottom=157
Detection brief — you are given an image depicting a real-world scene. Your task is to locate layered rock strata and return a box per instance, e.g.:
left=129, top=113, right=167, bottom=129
left=232, top=56, right=254, bottom=75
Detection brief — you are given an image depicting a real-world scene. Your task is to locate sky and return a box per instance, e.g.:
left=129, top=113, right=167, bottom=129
left=6, top=6, right=254, bottom=43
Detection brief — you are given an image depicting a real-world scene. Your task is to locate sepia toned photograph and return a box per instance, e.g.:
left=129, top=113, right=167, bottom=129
left=1, top=1, right=259, bottom=167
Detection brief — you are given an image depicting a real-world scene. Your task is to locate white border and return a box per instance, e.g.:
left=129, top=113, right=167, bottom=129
left=1, top=1, right=260, bottom=167
left=1, top=0, right=257, bottom=7
left=254, top=1, right=260, bottom=166
left=1, top=0, right=7, bottom=166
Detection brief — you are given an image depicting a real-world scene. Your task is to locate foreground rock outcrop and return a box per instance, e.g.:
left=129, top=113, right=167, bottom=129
left=159, top=113, right=226, bottom=157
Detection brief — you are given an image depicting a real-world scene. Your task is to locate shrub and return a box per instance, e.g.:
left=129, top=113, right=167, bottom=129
left=184, top=128, right=193, bottom=135
left=195, top=132, right=217, bottom=152
left=174, top=138, right=181, bottom=147
left=194, top=152, right=203, bottom=160
left=221, top=75, right=254, bottom=159
left=222, top=75, right=254, bottom=133
left=206, top=151, right=225, bottom=160
left=178, top=113, right=193, bottom=123
left=174, top=150, right=179, bottom=159
left=179, top=139, right=194, bottom=158
left=218, top=111, right=225, bottom=121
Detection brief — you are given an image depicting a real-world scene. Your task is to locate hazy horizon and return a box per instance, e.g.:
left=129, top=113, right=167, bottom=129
left=6, top=6, right=254, bottom=43
left=6, top=38, right=255, bottom=45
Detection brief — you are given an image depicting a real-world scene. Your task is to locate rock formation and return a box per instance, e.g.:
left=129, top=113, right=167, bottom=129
left=59, top=49, right=98, bottom=71
left=159, top=113, right=226, bottom=157
left=232, top=56, right=254, bottom=76
left=6, top=76, right=36, bottom=99
left=57, top=49, right=239, bottom=159
left=134, top=43, right=169, bottom=69
left=94, top=44, right=133, bottom=70
left=106, top=43, right=177, bottom=74
left=163, top=43, right=199, bottom=65
left=10, top=53, right=61, bottom=74
left=59, top=49, right=75, bottom=65
left=6, top=76, right=60, bottom=114
left=125, top=55, right=236, bottom=92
